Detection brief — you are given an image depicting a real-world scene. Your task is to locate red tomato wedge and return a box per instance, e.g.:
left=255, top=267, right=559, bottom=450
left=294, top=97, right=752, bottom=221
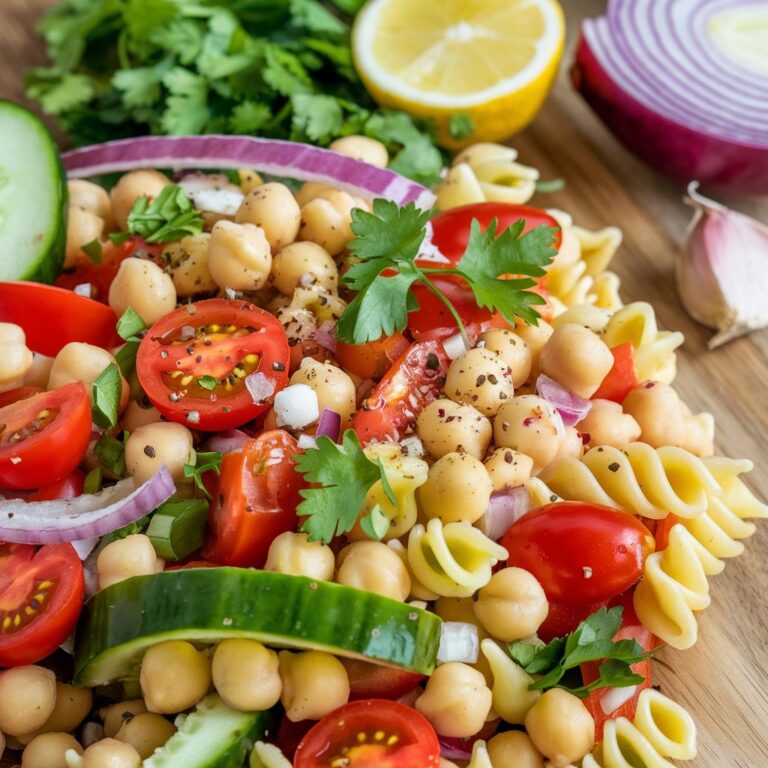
left=0, top=282, right=119, bottom=356
left=136, top=299, right=290, bottom=431
left=351, top=340, right=449, bottom=445
left=592, top=342, right=639, bottom=403
left=336, top=333, right=410, bottom=381
left=27, top=469, right=85, bottom=502
left=537, top=598, right=610, bottom=643
left=294, top=700, right=441, bottom=768
left=0, top=543, right=84, bottom=667
left=343, top=658, right=424, bottom=701
left=501, top=501, right=655, bottom=605
left=0, top=387, right=44, bottom=409
left=202, top=430, right=304, bottom=568
left=0, top=382, right=91, bottom=490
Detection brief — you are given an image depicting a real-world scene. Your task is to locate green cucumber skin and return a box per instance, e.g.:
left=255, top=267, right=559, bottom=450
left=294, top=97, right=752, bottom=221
left=75, top=568, right=441, bottom=686
left=0, top=100, right=66, bottom=283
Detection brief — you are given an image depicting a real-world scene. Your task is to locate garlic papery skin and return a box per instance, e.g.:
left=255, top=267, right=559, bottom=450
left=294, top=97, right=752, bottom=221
left=677, top=181, right=768, bottom=349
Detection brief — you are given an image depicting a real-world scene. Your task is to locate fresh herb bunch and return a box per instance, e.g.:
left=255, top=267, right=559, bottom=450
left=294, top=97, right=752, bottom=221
left=26, top=0, right=444, bottom=184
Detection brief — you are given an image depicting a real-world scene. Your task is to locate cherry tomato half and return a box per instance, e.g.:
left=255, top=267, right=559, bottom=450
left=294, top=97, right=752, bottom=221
left=0, top=387, right=44, bottom=409
left=202, top=430, right=304, bottom=567
left=0, top=543, right=85, bottom=667
left=294, top=700, right=441, bottom=768
left=501, top=501, right=655, bottom=605
left=592, top=342, right=639, bottom=403
left=137, top=299, right=290, bottom=431
left=0, top=382, right=92, bottom=490
left=0, top=282, right=119, bottom=357
left=343, top=658, right=424, bottom=701
left=351, top=340, right=449, bottom=445
left=27, top=469, right=85, bottom=502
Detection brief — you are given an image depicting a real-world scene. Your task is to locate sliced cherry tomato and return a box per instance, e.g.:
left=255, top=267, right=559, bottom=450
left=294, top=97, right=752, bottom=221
left=429, top=202, right=563, bottom=265
left=336, top=333, right=410, bottom=380
left=0, top=543, right=84, bottom=667
left=294, top=700, right=441, bottom=768
left=137, top=299, right=290, bottom=431
left=202, top=430, right=304, bottom=567
left=54, top=237, right=160, bottom=304
left=0, top=387, right=44, bottom=409
left=351, top=340, right=449, bottom=445
left=0, top=382, right=91, bottom=490
left=592, top=343, right=639, bottom=403
left=647, top=514, right=680, bottom=552
left=501, top=501, right=655, bottom=605
left=27, top=469, right=85, bottom=502
left=343, top=658, right=424, bottom=701
left=0, top=282, right=119, bottom=357
left=538, top=598, right=610, bottom=643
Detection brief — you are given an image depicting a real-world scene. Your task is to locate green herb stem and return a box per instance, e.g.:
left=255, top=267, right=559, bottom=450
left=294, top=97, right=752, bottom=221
left=417, top=275, right=470, bottom=348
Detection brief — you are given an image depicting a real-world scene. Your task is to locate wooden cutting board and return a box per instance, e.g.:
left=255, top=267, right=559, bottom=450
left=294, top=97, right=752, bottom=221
left=1, top=1, right=766, bottom=766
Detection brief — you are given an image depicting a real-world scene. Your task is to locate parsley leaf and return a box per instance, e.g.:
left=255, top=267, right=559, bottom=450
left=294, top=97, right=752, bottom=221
left=294, top=430, right=395, bottom=543
left=123, top=184, right=203, bottom=244
left=507, top=607, right=654, bottom=699
left=92, top=363, right=122, bottom=430
left=184, top=450, right=222, bottom=498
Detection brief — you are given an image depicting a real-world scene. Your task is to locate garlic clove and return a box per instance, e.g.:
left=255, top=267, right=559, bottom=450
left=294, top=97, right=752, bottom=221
left=677, top=182, right=768, bottom=349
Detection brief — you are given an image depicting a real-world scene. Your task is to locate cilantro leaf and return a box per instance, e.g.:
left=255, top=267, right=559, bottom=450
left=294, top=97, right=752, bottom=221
left=198, top=376, right=218, bottom=391
left=291, top=94, right=344, bottom=144
left=92, top=363, right=122, bottom=430
left=124, top=184, right=203, bottom=244
left=449, top=113, right=474, bottom=140
left=116, top=307, right=147, bottom=341
left=184, top=450, right=222, bottom=498
left=294, top=430, right=390, bottom=543
left=290, top=0, right=347, bottom=35
left=348, top=200, right=431, bottom=264
left=160, top=68, right=209, bottom=135
left=229, top=101, right=271, bottom=134
left=360, top=504, right=389, bottom=541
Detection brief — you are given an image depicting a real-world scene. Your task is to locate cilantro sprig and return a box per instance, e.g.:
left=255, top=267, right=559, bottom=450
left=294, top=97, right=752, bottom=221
left=184, top=450, right=223, bottom=498
left=336, top=200, right=558, bottom=346
left=507, top=607, right=655, bottom=699
left=294, top=430, right=396, bottom=543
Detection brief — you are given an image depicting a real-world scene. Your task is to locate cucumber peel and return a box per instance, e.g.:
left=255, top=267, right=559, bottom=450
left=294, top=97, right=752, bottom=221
left=75, top=568, right=442, bottom=686
left=0, top=100, right=66, bottom=283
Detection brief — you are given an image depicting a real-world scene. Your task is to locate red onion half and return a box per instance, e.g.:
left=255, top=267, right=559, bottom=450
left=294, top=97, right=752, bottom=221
left=535, top=373, right=592, bottom=427
left=0, top=467, right=175, bottom=544
left=573, top=2, right=768, bottom=194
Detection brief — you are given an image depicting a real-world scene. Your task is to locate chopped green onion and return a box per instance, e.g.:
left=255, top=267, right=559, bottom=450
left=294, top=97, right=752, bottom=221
left=147, top=498, right=209, bottom=560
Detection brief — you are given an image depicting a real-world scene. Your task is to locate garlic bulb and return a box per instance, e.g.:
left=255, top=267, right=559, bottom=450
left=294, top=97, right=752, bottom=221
left=677, top=182, right=768, bottom=349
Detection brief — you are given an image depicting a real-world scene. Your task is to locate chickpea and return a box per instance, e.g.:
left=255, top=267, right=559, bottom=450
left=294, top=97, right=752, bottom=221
left=124, top=422, right=195, bottom=485
left=109, top=259, right=177, bottom=327
left=140, top=641, right=212, bottom=714
left=494, top=396, right=563, bottom=472
left=212, top=640, right=282, bottom=712
left=161, top=234, right=217, bottom=297
left=479, top=329, right=532, bottom=388
left=271, top=241, right=338, bottom=296
left=554, top=426, right=585, bottom=461
left=65, top=207, right=105, bottom=268
left=294, top=181, right=338, bottom=208
left=484, top=448, right=533, bottom=491
left=68, top=179, right=112, bottom=224
left=207, top=220, right=272, bottom=291
left=416, top=399, right=492, bottom=460
left=17, top=683, right=92, bottom=744
left=235, top=183, right=301, bottom=251
left=524, top=689, right=595, bottom=767
left=121, top=399, right=163, bottom=433
left=0, top=666, right=56, bottom=736
left=81, top=738, right=142, bottom=768
left=114, top=713, right=175, bottom=759
left=539, top=324, right=613, bottom=399
left=682, top=412, right=715, bottom=457
left=298, top=191, right=359, bottom=256
left=623, top=381, right=687, bottom=448
left=48, top=342, right=124, bottom=402
left=486, top=731, right=544, bottom=768
left=110, top=170, right=171, bottom=230
left=22, top=733, right=82, bottom=768
left=100, top=701, right=147, bottom=739
left=264, top=532, right=334, bottom=581
left=418, top=453, right=492, bottom=525
left=336, top=541, right=410, bottom=602
left=24, top=353, right=54, bottom=389
left=515, top=320, right=553, bottom=381
left=329, top=135, right=389, bottom=167
left=289, top=359, right=355, bottom=426
left=445, top=348, right=514, bottom=417
left=415, top=663, right=492, bottom=738
left=0, top=322, right=33, bottom=391
left=238, top=169, right=264, bottom=195
left=474, top=568, right=548, bottom=642
left=97, top=534, right=164, bottom=591
left=278, top=651, right=349, bottom=722
left=576, top=399, right=640, bottom=449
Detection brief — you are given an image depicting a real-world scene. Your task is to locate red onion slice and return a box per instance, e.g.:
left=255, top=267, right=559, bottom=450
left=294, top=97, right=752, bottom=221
left=0, top=467, right=175, bottom=544
left=313, top=321, right=337, bottom=354
left=203, top=429, right=251, bottom=454
left=480, top=486, right=531, bottom=541
left=62, top=136, right=435, bottom=209
left=535, top=373, right=592, bottom=427
left=439, top=736, right=474, bottom=761
left=316, top=409, right=341, bottom=442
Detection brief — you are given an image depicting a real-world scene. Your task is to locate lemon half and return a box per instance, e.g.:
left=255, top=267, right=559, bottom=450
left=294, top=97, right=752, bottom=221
left=353, top=0, right=565, bottom=147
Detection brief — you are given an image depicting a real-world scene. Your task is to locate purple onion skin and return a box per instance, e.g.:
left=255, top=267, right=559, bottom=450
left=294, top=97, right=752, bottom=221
left=572, top=32, right=768, bottom=196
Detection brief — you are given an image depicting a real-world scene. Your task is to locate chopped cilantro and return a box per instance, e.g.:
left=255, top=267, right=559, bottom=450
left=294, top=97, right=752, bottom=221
left=183, top=450, right=222, bottom=498
left=449, top=113, right=474, bottom=140
left=91, top=363, right=122, bottom=430
left=122, top=184, right=203, bottom=244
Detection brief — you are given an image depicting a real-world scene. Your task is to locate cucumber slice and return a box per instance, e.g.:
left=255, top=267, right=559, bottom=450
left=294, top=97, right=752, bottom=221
left=0, top=101, right=66, bottom=283
left=143, top=694, right=276, bottom=768
left=75, top=568, right=441, bottom=686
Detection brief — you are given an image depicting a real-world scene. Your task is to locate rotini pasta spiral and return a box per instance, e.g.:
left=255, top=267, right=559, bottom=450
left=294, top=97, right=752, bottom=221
left=583, top=688, right=697, bottom=768
left=537, top=443, right=721, bottom=520
left=407, top=519, right=507, bottom=598
left=480, top=638, right=540, bottom=724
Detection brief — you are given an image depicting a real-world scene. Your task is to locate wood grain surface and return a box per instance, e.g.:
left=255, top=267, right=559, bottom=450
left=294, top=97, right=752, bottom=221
left=1, top=1, right=767, bottom=766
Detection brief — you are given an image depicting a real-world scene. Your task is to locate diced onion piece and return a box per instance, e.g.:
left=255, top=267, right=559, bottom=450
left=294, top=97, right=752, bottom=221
left=439, top=737, right=474, bottom=761
left=313, top=320, right=337, bottom=353
left=177, top=172, right=244, bottom=215
left=600, top=684, right=638, bottom=715
left=399, top=435, right=425, bottom=457
left=245, top=371, right=276, bottom=405
left=274, top=384, right=319, bottom=430
left=536, top=373, right=592, bottom=427
left=73, top=283, right=93, bottom=297
left=203, top=428, right=251, bottom=454
left=480, top=486, right=531, bottom=541
left=437, top=621, right=479, bottom=665
left=442, top=332, right=469, bottom=360
left=316, top=408, right=341, bottom=441
left=70, top=537, right=100, bottom=560
left=297, top=434, right=318, bottom=451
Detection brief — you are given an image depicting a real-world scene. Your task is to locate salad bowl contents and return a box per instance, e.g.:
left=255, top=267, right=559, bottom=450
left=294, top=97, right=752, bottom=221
left=0, top=98, right=765, bottom=768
